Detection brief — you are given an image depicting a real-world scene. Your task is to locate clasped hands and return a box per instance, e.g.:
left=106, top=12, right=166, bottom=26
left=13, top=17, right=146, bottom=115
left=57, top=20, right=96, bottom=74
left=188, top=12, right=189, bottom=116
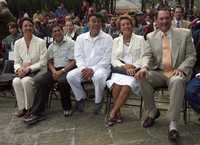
left=122, top=64, right=139, bottom=76
left=81, top=68, right=94, bottom=81
left=16, top=62, right=32, bottom=78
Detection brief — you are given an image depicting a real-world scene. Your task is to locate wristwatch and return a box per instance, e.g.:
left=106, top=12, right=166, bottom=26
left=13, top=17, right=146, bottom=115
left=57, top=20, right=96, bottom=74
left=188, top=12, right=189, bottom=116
left=62, top=68, right=66, bottom=72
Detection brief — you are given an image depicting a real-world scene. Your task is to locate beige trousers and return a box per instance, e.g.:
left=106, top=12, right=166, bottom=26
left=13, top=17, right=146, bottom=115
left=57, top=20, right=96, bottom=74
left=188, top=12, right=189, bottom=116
left=12, top=69, right=47, bottom=110
left=13, top=76, right=35, bottom=110
left=139, top=71, right=186, bottom=121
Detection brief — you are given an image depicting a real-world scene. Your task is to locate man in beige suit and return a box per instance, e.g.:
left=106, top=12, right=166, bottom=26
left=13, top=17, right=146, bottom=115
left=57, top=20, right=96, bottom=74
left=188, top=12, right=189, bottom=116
left=135, top=7, right=196, bottom=142
left=172, top=5, right=191, bottom=29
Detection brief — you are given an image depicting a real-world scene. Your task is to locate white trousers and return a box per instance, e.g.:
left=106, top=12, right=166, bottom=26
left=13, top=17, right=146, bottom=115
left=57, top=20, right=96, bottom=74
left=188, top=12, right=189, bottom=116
left=67, top=68, right=110, bottom=104
left=13, top=76, right=35, bottom=110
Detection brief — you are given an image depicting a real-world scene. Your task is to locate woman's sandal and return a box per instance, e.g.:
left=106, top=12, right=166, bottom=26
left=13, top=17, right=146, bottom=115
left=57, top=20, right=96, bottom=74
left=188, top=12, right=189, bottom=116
left=116, top=116, right=123, bottom=123
left=105, top=117, right=117, bottom=127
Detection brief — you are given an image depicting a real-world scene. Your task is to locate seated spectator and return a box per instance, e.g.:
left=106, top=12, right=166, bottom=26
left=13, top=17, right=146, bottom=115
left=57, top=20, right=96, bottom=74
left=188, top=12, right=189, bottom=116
left=105, top=16, right=120, bottom=38
left=67, top=13, right=113, bottom=114
left=73, top=16, right=82, bottom=27
left=65, top=15, right=72, bottom=23
left=135, top=8, right=196, bottom=142
left=134, top=11, right=146, bottom=36
left=44, top=18, right=57, bottom=47
left=33, top=15, right=49, bottom=39
left=0, top=41, right=3, bottom=61
left=64, top=20, right=81, bottom=40
left=2, top=21, right=21, bottom=60
left=172, top=5, right=191, bottom=29
left=186, top=21, right=200, bottom=114
left=24, top=25, right=75, bottom=125
left=106, top=15, right=147, bottom=127
left=54, top=2, right=68, bottom=17
left=12, top=17, right=47, bottom=118
left=0, top=0, right=15, bottom=40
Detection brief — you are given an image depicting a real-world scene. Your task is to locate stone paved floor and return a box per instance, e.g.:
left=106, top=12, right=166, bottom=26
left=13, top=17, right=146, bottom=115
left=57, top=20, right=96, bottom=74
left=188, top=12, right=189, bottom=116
left=0, top=95, right=200, bottom=145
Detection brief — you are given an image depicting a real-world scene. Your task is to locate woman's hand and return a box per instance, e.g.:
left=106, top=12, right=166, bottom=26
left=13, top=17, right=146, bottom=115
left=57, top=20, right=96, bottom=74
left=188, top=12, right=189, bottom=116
left=16, top=68, right=26, bottom=78
left=122, top=64, right=135, bottom=70
left=126, top=68, right=136, bottom=76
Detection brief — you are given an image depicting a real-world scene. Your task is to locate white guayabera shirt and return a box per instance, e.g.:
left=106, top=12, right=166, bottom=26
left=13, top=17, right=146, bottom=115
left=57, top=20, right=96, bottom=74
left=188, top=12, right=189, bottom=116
left=74, top=30, right=113, bottom=71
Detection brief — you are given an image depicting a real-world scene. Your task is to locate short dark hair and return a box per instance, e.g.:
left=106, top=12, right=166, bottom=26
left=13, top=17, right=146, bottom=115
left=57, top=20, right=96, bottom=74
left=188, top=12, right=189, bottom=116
left=156, top=6, right=171, bottom=19
left=175, top=5, right=184, bottom=12
left=19, top=17, right=33, bottom=29
left=7, top=21, right=17, bottom=29
left=88, top=13, right=104, bottom=22
left=51, top=24, right=63, bottom=34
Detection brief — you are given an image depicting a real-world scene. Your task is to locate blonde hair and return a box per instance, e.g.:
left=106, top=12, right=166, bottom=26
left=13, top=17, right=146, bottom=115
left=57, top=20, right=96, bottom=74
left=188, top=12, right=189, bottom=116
left=118, top=14, right=135, bottom=27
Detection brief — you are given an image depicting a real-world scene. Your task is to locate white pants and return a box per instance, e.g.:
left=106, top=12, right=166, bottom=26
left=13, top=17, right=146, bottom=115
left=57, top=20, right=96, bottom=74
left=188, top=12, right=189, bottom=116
left=67, top=68, right=110, bottom=104
left=13, top=76, right=35, bottom=110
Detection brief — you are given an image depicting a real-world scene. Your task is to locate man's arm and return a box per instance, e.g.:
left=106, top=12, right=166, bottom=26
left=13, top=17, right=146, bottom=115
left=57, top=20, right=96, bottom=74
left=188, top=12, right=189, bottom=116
left=74, top=36, right=86, bottom=69
left=178, top=30, right=196, bottom=76
left=28, top=40, right=47, bottom=72
left=48, top=59, right=56, bottom=74
left=62, top=59, right=76, bottom=72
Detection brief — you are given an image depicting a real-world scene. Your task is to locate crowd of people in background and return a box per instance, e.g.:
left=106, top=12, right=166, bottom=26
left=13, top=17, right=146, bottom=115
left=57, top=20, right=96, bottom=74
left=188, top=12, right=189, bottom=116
left=0, top=0, right=200, bottom=143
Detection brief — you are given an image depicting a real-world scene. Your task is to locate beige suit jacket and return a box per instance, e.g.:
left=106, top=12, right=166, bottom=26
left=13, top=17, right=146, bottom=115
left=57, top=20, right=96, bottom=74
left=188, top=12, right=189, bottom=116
left=112, top=33, right=147, bottom=68
left=142, top=28, right=196, bottom=78
left=14, top=35, right=47, bottom=73
left=172, top=19, right=191, bottom=29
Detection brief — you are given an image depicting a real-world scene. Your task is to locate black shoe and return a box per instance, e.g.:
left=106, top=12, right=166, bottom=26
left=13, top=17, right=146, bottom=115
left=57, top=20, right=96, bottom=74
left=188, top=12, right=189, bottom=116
left=168, top=129, right=179, bottom=142
left=143, top=109, right=160, bottom=128
left=24, top=114, right=46, bottom=125
left=64, top=110, right=72, bottom=117
left=76, top=99, right=85, bottom=112
left=94, top=103, right=102, bottom=115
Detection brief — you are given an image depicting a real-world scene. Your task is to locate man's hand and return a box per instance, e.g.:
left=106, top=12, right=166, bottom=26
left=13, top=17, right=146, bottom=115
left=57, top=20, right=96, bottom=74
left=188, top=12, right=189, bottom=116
left=135, top=67, right=148, bottom=80
left=172, top=69, right=185, bottom=77
left=23, top=67, right=31, bottom=75
left=52, top=70, right=63, bottom=81
left=81, top=68, right=94, bottom=81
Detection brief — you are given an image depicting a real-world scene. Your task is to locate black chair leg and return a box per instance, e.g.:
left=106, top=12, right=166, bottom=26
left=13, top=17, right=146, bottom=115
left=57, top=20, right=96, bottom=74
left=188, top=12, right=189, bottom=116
left=48, top=90, right=53, bottom=109
left=139, top=96, right=143, bottom=119
left=183, top=99, right=188, bottom=124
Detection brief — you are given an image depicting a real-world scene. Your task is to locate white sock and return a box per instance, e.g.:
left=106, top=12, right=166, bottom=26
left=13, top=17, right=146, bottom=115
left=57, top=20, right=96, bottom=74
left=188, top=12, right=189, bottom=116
left=169, top=121, right=177, bottom=131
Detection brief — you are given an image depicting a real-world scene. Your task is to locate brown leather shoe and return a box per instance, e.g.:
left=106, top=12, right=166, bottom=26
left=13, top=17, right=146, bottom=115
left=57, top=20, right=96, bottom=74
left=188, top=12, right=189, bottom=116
left=143, top=109, right=160, bottom=128
left=15, top=109, right=27, bottom=118
left=168, top=129, right=179, bottom=142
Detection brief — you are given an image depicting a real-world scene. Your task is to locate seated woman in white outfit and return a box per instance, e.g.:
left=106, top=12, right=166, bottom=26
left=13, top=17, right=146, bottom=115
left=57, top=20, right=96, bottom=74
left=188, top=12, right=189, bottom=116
left=12, top=17, right=47, bottom=118
left=106, top=15, right=147, bottom=126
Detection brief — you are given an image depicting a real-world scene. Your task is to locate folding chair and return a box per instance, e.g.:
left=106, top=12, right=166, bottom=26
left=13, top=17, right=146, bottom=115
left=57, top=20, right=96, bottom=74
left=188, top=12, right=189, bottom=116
left=0, top=60, right=15, bottom=97
left=48, top=82, right=59, bottom=109
left=81, top=80, right=110, bottom=114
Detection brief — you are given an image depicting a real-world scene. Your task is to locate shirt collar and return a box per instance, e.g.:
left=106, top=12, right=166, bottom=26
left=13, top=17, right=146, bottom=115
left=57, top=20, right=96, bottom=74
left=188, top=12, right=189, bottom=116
left=84, top=30, right=104, bottom=41
left=160, top=27, right=172, bottom=38
left=66, top=30, right=75, bottom=38
left=174, top=18, right=182, bottom=24
left=53, top=37, right=67, bottom=45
